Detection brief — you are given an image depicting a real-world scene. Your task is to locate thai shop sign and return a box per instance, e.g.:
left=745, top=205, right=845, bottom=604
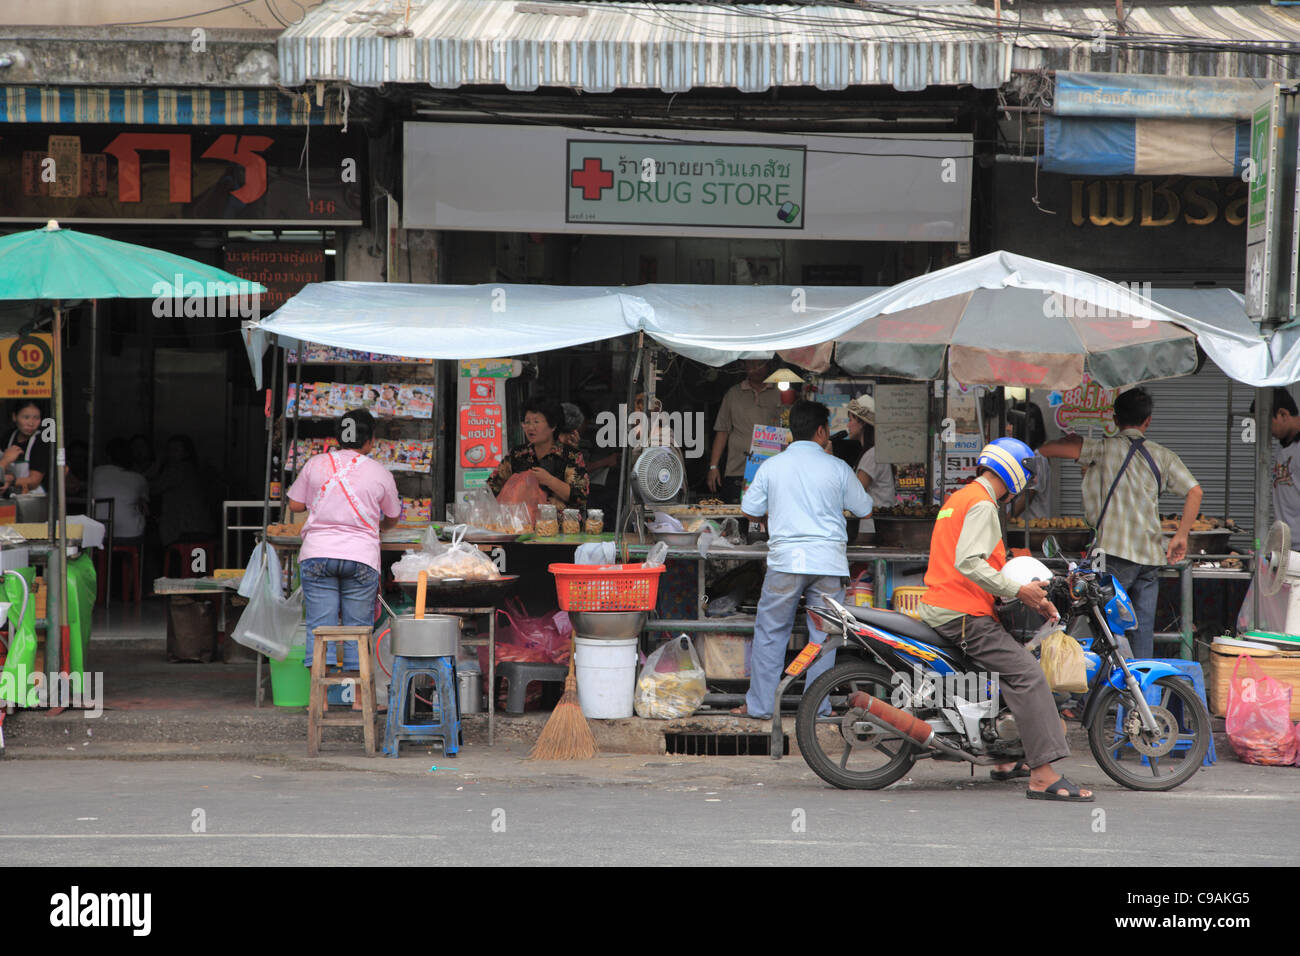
left=566, top=142, right=805, bottom=230
left=1047, top=373, right=1118, bottom=437
left=404, top=122, right=972, bottom=241
left=0, top=334, right=53, bottom=398
left=1244, top=85, right=1297, bottom=323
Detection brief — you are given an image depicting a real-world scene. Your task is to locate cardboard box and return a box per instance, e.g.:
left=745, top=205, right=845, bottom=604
left=1208, top=650, right=1300, bottom=720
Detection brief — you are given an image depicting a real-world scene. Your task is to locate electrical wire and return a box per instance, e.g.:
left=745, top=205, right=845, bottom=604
left=103, top=0, right=274, bottom=27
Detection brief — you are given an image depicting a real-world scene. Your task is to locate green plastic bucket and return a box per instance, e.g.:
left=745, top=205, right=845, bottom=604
left=268, top=644, right=311, bottom=707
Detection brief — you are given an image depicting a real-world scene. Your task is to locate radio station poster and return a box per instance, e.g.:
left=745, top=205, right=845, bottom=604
left=0, top=334, right=53, bottom=398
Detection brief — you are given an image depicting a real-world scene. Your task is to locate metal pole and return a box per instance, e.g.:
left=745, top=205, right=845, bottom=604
left=1252, top=388, right=1272, bottom=631
left=51, top=304, right=68, bottom=674
left=1224, top=379, right=1232, bottom=523
left=256, top=344, right=280, bottom=707
left=85, top=300, right=97, bottom=506
left=613, top=334, right=642, bottom=547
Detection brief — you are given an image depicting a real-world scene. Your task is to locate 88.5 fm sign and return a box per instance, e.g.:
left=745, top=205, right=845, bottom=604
left=0, top=334, right=53, bottom=398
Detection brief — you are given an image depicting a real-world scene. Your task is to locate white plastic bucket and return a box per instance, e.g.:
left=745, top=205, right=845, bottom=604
left=574, top=637, right=638, bottom=719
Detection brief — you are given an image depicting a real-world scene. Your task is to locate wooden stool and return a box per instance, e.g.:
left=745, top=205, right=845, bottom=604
left=307, top=625, right=377, bottom=757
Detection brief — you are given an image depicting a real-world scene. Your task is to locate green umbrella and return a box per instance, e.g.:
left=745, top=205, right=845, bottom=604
left=0, top=221, right=264, bottom=684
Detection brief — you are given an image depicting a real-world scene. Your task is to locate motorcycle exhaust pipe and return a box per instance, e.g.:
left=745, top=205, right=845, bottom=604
left=847, top=691, right=989, bottom=764
left=847, top=691, right=934, bottom=747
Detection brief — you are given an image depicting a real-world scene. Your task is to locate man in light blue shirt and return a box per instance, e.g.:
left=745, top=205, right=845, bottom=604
left=735, top=400, right=874, bottom=719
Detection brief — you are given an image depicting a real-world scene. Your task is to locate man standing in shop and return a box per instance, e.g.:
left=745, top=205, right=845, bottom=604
left=1252, top=388, right=1300, bottom=540
left=1039, top=387, right=1202, bottom=659
left=733, top=400, right=873, bottom=719
left=707, top=359, right=783, bottom=503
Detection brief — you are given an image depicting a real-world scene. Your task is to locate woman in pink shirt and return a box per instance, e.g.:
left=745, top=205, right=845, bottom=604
left=287, top=411, right=401, bottom=672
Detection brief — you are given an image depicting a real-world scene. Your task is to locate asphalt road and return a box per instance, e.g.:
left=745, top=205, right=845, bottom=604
left=2, top=757, right=1297, bottom=867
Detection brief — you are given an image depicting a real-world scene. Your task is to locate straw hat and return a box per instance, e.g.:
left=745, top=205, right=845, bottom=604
left=846, top=394, right=875, bottom=425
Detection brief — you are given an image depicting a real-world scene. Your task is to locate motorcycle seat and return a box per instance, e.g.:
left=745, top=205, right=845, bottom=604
left=844, top=604, right=962, bottom=652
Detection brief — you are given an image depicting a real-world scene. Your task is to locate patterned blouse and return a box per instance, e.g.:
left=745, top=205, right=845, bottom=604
left=487, top=442, right=590, bottom=511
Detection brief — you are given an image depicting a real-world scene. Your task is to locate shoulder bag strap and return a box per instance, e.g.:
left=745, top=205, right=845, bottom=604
left=1094, top=438, right=1143, bottom=538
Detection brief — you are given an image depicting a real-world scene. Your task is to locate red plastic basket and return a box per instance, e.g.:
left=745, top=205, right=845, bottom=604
left=549, top=563, right=666, bottom=612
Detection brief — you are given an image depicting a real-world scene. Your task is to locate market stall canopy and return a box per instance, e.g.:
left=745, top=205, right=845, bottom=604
left=245, top=281, right=884, bottom=386
left=830, top=251, right=1263, bottom=390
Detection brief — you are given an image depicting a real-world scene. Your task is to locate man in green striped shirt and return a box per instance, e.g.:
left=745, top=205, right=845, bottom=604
left=1039, top=387, right=1201, bottom=658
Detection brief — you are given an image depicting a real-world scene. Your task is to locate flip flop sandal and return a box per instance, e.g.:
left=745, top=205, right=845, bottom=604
left=1026, top=775, right=1095, bottom=802
left=990, top=761, right=1032, bottom=781
left=729, top=707, right=771, bottom=720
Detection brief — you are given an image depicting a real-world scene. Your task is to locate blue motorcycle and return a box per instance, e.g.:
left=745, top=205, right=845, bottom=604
left=780, top=550, right=1210, bottom=792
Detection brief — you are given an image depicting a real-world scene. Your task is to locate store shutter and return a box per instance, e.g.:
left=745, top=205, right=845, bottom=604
left=1055, top=364, right=1263, bottom=539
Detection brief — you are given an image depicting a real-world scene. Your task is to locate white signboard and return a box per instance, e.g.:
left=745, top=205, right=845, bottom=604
left=874, top=383, right=929, bottom=465
left=403, top=123, right=973, bottom=241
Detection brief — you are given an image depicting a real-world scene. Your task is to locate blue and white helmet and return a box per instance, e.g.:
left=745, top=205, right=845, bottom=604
left=977, top=437, right=1035, bottom=495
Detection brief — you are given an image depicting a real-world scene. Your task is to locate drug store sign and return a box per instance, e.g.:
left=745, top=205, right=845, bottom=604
left=566, top=142, right=806, bottom=230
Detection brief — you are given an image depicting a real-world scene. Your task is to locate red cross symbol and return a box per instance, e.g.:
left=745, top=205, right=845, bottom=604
left=570, top=157, right=614, bottom=200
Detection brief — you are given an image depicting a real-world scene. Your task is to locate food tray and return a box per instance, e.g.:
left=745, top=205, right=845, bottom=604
left=267, top=535, right=302, bottom=547
left=394, top=574, right=519, bottom=606
left=1006, top=528, right=1093, bottom=553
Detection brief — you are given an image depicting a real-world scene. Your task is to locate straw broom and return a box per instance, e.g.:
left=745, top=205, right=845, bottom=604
left=528, top=638, right=597, bottom=761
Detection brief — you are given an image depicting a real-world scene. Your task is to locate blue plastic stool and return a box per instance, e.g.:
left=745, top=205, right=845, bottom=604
left=383, top=655, right=461, bottom=758
left=1114, top=660, right=1215, bottom=767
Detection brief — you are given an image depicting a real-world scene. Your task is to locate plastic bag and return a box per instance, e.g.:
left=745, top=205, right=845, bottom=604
left=497, top=472, right=548, bottom=525
left=426, top=525, right=501, bottom=580
left=230, top=555, right=302, bottom=661
left=496, top=598, right=572, bottom=665
left=1038, top=630, right=1088, bottom=693
left=635, top=634, right=707, bottom=719
left=238, top=541, right=281, bottom=599
left=1226, top=654, right=1298, bottom=766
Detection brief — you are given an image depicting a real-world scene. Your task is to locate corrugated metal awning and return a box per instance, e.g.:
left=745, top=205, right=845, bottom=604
left=277, top=0, right=1013, bottom=94
left=0, top=86, right=346, bottom=125
left=1010, top=5, right=1300, bottom=79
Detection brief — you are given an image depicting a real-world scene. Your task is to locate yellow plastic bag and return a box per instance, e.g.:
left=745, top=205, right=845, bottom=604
left=1039, top=630, right=1089, bottom=693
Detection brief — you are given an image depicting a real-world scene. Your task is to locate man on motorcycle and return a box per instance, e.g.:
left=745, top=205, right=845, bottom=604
left=916, top=437, right=1094, bottom=802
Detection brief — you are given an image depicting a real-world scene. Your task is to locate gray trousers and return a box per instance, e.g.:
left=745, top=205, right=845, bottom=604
left=933, top=614, right=1069, bottom=768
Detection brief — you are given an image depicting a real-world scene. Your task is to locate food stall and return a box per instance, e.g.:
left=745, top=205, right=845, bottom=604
left=244, top=254, right=1290, bottom=730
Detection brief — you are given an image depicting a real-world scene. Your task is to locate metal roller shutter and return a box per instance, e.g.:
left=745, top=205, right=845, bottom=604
left=1054, top=364, right=1264, bottom=539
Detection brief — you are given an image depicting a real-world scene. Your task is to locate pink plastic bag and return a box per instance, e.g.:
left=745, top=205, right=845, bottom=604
left=497, top=472, right=549, bottom=525
left=496, top=598, right=572, bottom=665
left=1225, top=655, right=1298, bottom=766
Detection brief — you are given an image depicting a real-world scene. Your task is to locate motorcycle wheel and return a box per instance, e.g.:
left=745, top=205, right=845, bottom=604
left=795, top=660, right=918, bottom=791
left=1087, top=675, right=1211, bottom=792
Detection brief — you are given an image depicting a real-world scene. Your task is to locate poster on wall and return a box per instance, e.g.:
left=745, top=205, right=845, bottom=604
left=874, top=383, right=929, bottom=464
left=743, top=424, right=792, bottom=492
left=459, top=404, right=504, bottom=470
left=0, top=334, right=53, bottom=398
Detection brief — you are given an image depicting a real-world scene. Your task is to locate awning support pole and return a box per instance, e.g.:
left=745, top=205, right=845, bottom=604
left=1252, top=388, right=1272, bottom=632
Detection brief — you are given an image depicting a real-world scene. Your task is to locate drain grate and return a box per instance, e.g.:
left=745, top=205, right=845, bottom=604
left=664, top=733, right=789, bottom=757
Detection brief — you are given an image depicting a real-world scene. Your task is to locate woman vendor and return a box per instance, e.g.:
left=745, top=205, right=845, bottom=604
left=848, top=395, right=896, bottom=534
left=487, top=397, right=589, bottom=509
left=0, top=399, right=49, bottom=495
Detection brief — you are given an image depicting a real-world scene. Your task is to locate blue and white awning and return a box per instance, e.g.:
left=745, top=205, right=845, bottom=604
left=0, top=87, right=345, bottom=125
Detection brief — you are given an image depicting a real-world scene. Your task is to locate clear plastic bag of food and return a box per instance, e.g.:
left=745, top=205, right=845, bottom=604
left=635, top=634, right=707, bottom=719
left=535, top=504, right=559, bottom=537
left=425, top=525, right=501, bottom=580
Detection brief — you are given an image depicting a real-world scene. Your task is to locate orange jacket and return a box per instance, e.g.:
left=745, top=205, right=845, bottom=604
left=921, top=480, right=1006, bottom=619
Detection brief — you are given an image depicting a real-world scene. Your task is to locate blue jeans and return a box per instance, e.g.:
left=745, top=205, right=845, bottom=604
left=1107, top=556, right=1159, bottom=660
left=300, top=558, right=379, bottom=670
left=746, top=571, right=844, bottom=718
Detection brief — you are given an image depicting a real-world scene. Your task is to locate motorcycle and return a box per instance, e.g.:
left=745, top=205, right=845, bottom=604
left=772, top=543, right=1210, bottom=792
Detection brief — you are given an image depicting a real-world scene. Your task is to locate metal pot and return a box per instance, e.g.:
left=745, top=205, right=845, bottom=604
left=457, top=666, right=482, bottom=714
left=390, top=613, right=460, bottom=658
left=569, top=610, right=648, bottom=640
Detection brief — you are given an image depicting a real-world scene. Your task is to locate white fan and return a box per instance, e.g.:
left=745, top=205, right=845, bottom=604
left=632, top=446, right=685, bottom=503
left=1260, top=520, right=1294, bottom=597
